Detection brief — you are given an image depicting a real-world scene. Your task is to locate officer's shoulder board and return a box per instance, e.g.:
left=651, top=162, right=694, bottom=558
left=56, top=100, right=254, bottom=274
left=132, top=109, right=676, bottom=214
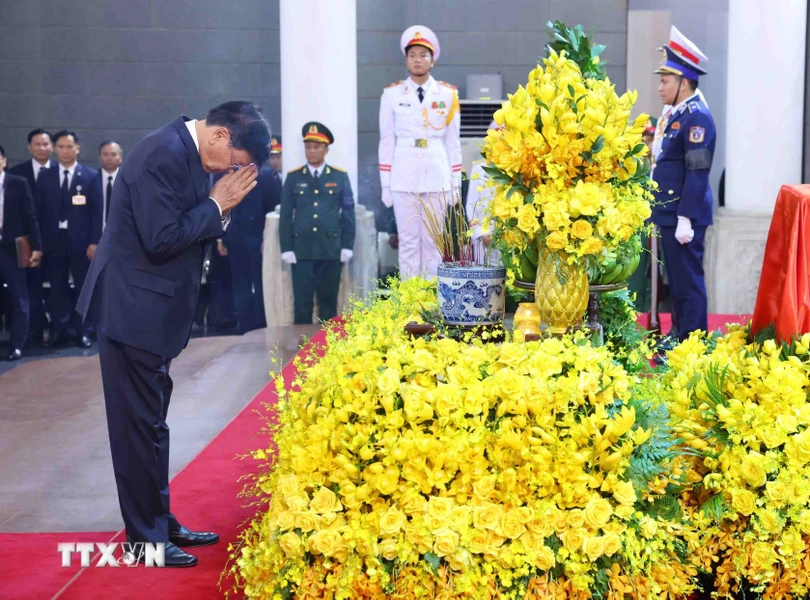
left=472, top=158, right=486, bottom=165
left=287, top=165, right=305, bottom=174
left=438, top=81, right=457, bottom=91
left=385, top=80, right=403, bottom=89
left=328, top=165, right=347, bottom=173
left=687, top=101, right=702, bottom=114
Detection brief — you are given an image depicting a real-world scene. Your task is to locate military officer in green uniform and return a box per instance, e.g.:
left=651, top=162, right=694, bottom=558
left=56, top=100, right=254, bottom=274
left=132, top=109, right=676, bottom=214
left=279, top=122, right=355, bottom=324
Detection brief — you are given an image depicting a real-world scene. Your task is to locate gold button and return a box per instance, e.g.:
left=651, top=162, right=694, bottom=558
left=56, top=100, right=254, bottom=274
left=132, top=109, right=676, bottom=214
left=299, top=191, right=304, bottom=195
left=419, top=154, right=423, bottom=158
left=312, top=227, right=318, bottom=232
left=668, top=189, right=674, bottom=195
left=313, top=202, right=318, bottom=207
left=314, top=190, right=319, bottom=194
left=329, top=190, right=333, bottom=194
left=313, top=214, right=318, bottom=219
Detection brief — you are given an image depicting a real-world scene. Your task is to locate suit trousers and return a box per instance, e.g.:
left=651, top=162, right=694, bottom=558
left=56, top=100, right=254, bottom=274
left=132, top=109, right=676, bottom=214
left=26, top=267, right=47, bottom=340
left=659, top=226, right=708, bottom=340
left=0, top=245, right=30, bottom=349
left=98, top=331, right=181, bottom=542
left=291, top=259, right=342, bottom=324
left=45, top=233, right=90, bottom=339
left=228, top=240, right=265, bottom=332
left=392, top=191, right=448, bottom=279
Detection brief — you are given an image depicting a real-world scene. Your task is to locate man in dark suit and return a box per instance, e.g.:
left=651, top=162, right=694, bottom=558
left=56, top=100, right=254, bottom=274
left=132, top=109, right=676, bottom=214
left=76, top=101, right=270, bottom=567
left=39, top=130, right=100, bottom=348
left=8, top=129, right=56, bottom=345
left=89, top=140, right=124, bottom=257
left=215, top=163, right=279, bottom=332
left=0, top=145, right=43, bottom=360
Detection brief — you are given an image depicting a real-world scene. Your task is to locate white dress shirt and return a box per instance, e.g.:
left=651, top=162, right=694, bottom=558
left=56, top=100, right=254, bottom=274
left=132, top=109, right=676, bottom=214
left=101, top=167, right=119, bottom=228
left=307, top=163, right=324, bottom=178
left=185, top=119, right=226, bottom=221
left=59, top=162, right=78, bottom=190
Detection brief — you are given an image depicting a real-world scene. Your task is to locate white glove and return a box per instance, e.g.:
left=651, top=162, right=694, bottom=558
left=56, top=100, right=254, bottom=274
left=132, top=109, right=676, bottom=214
left=675, top=216, right=694, bottom=245
left=381, top=187, right=393, bottom=208
left=281, top=251, right=297, bottom=264
left=340, top=249, right=353, bottom=263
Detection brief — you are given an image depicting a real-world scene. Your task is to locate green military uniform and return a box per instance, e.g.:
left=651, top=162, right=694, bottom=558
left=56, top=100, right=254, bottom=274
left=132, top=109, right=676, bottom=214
left=279, top=123, right=355, bottom=324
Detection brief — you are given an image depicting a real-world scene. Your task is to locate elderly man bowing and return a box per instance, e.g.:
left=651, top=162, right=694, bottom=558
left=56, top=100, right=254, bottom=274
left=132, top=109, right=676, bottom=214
left=77, top=101, right=271, bottom=567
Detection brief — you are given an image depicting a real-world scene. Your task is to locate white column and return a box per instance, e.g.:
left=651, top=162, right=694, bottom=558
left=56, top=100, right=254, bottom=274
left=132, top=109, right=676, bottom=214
left=725, top=0, right=807, bottom=212
left=705, top=0, right=807, bottom=314
left=279, top=0, right=358, bottom=193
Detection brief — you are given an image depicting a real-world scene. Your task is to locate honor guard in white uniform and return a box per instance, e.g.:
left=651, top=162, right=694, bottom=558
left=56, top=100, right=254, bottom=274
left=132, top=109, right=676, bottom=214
left=378, top=25, right=461, bottom=279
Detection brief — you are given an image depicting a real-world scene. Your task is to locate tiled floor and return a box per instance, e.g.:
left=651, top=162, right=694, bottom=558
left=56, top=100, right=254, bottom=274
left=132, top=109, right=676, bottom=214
left=0, top=325, right=319, bottom=533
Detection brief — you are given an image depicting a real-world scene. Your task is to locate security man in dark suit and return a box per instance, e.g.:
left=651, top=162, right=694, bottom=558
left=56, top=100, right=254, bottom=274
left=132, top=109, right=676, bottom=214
left=76, top=101, right=269, bottom=567
left=8, top=129, right=56, bottom=345
left=279, top=122, right=355, bottom=324
left=215, top=164, right=279, bottom=333
left=0, top=145, right=43, bottom=360
left=652, top=27, right=716, bottom=340
left=39, top=130, right=100, bottom=348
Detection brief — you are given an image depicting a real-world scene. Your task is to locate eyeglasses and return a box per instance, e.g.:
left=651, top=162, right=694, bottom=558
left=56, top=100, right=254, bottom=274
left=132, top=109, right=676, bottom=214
left=228, top=141, right=254, bottom=172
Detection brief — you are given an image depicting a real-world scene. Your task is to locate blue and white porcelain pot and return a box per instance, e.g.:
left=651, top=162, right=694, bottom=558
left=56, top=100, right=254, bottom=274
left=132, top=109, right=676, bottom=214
left=436, top=264, right=506, bottom=326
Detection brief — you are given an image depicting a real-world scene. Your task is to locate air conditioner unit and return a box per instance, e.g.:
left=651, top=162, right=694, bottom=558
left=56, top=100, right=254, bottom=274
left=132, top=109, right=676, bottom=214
left=459, top=99, right=502, bottom=174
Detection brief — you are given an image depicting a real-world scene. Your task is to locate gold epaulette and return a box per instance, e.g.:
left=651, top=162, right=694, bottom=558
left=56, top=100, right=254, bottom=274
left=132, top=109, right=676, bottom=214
left=288, top=165, right=305, bottom=173
left=438, top=81, right=457, bottom=90
left=328, top=165, right=346, bottom=173
left=385, top=80, right=403, bottom=88
left=472, top=158, right=486, bottom=165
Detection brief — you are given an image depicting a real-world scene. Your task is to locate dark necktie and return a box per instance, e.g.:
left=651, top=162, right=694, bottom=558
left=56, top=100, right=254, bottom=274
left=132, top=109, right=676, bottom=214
left=35, top=166, right=42, bottom=183
left=105, top=175, right=113, bottom=219
left=417, top=86, right=424, bottom=103
left=313, top=169, right=319, bottom=183
left=61, top=169, right=70, bottom=221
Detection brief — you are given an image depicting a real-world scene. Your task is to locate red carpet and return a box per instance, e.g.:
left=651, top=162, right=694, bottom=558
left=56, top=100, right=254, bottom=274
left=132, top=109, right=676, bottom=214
left=0, top=329, right=328, bottom=600
left=638, top=312, right=751, bottom=334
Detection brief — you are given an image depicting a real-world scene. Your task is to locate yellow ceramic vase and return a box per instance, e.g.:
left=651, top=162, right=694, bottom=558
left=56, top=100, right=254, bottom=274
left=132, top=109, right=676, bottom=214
left=534, top=249, right=589, bottom=334
left=514, top=303, right=542, bottom=336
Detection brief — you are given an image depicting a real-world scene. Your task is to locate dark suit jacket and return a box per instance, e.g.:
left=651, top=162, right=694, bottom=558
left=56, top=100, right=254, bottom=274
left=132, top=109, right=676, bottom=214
left=89, top=170, right=111, bottom=244
left=8, top=159, right=58, bottom=199
left=37, top=162, right=101, bottom=256
left=1, top=173, right=43, bottom=251
left=218, top=167, right=279, bottom=246
left=76, top=116, right=223, bottom=359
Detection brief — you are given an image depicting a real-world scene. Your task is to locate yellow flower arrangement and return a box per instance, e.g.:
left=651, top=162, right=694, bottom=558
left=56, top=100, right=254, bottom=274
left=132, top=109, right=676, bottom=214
left=225, top=277, right=698, bottom=599
left=481, top=49, right=653, bottom=280
left=665, top=328, right=810, bottom=598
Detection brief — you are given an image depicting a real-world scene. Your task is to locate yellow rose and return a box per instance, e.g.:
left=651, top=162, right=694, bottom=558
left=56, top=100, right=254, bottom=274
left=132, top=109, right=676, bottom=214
left=528, top=518, right=553, bottom=538
left=567, top=509, right=586, bottom=529
left=583, top=536, right=606, bottom=562
left=377, top=367, right=401, bottom=397
left=798, top=510, right=810, bottom=535
left=275, top=510, right=295, bottom=531
left=584, top=498, right=613, bottom=529
left=449, top=506, right=471, bottom=532
left=731, top=489, right=757, bottom=516
left=472, top=476, right=497, bottom=500
left=310, top=486, right=342, bottom=514
left=546, top=231, right=568, bottom=251
left=473, top=503, right=502, bottom=531
left=536, top=545, right=556, bottom=571
left=560, top=527, right=587, bottom=552
left=788, top=482, right=810, bottom=506
left=517, top=203, right=540, bottom=235
left=446, top=550, right=470, bottom=572
left=612, top=481, right=637, bottom=506
left=579, top=237, right=604, bottom=255
left=279, top=531, right=302, bottom=557
left=294, top=511, right=319, bottom=532
left=333, top=542, right=351, bottom=563
left=749, top=543, right=775, bottom=571
left=379, top=506, right=407, bottom=536
left=542, top=202, right=569, bottom=231
left=405, top=524, right=432, bottom=553
left=427, top=496, right=454, bottom=522
left=741, top=453, right=767, bottom=488
left=433, top=528, right=459, bottom=557
left=277, top=474, right=300, bottom=498
left=756, top=509, right=783, bottom=535
left=602, top=533, right=622, bottom=556
left=309, top=529, right=341, bottom=556
left=500, top=511, right=527, bottom=539
left=379, top=537, right=399, bottom=561
left=355, top=536, right=377, bottom=556
left=400, top=492, right=427, bottom=515
left=469, top=529, right=489, bottom=554
left=571, top=219, right=594, bottom=240
left=765, top=480, right=788, bottom=507
left=786, top=430, right=810, bottom=464
left=639, top=517, right=658, bottom=539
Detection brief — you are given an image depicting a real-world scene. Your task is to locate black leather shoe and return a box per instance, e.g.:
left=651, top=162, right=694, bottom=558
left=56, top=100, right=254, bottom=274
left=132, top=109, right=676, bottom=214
left=77, top=335, right=92, bottom=348
left=127, top=541, right=198, bottom=568
left=169, top=525, right=220, bottom=548
left=7, top=349, right=22, bottom=361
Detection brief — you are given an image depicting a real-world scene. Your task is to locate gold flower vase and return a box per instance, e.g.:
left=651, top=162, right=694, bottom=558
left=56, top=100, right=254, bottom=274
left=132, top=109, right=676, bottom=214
left=534, top=249, right=589, bottom=334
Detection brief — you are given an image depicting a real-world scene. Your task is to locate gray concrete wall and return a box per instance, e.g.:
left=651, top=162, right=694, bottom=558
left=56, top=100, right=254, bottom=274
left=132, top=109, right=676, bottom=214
left=0, top=0, right=280, bottom=167
left=357, top=0, right=629, bottom=227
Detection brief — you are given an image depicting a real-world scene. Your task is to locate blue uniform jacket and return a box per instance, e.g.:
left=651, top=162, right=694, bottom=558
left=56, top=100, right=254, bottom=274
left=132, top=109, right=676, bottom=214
left=76, top=116, right=223, bottom=359
left=37, top=162, right=100, bottom=256
left=652, top=96, right=716, bottom=228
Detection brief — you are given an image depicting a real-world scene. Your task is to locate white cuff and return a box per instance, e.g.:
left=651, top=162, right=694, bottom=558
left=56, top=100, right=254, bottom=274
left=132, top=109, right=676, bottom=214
left=210, top=197, right=223, bottom=217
